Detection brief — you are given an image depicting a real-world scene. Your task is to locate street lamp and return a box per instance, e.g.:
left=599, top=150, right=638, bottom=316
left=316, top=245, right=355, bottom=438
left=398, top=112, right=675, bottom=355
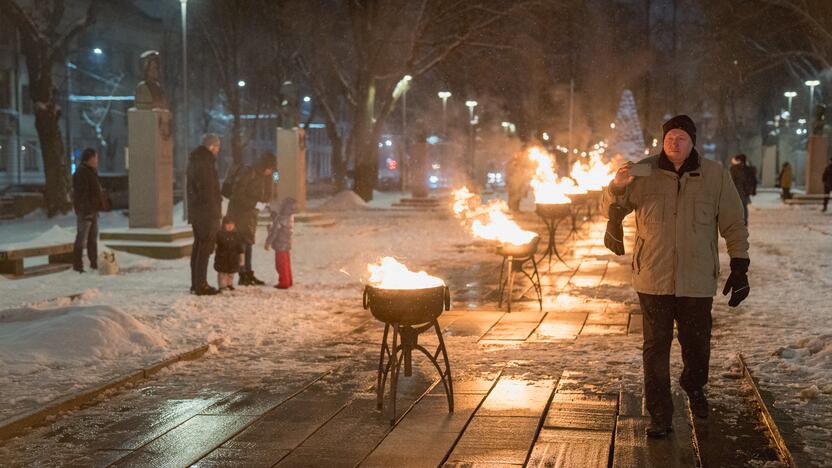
left=438, top=91, right=451, bottom=135
left=784, top=91, right=797, bottom=126
left=464, top=100, right=478, bottom=184
left=805, top=80, right=820, bottom=123
left=180, top=0, right=189, bottom=221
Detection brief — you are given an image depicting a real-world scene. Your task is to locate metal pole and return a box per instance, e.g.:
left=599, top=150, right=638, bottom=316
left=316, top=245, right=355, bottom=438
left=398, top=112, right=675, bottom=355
left=442, top=98, right=447, bottom=136
left=14, top=36, right=22, bottom=184
left=809, top=86, right=815, bottom=123
left=66, top=60, right=72, bottom=168
left=181, top=0, right=189, bottom=221
left=568, top=78, right=574, bottom=154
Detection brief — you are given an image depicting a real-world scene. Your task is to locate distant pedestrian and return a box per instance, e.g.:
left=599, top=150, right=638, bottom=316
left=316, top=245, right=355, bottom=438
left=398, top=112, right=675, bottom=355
left=265, top=197, right=299, bottom=289
left=778, top=162, right=793, bottom=201
left=187, top=133, right=223, bottom=296
left=603, top=115, right=750, bottom=439
left=226, top=153, right=277, bottom=286
left=72, top=148, right=105, bottom=273
left=729, top=154, right=757, bottom=225
left=506, top=151, right=530, bottom=212
left=214, top=216, right=244, bottom=291
left=822, top=158, right=832, bottom=212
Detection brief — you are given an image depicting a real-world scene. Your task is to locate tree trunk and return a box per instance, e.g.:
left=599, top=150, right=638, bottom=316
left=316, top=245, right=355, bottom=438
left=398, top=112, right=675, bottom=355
left=350, top=79, right=378, bottom=201
left=325, top=121, right=345, bottom=190
left=24, top=51, right=71, bottom=216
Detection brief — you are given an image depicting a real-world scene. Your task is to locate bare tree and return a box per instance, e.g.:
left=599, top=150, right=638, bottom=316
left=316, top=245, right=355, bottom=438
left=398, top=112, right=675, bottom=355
left=283, top=0, right=540, bottom=201
left=0, top=0, right=97, bottom=216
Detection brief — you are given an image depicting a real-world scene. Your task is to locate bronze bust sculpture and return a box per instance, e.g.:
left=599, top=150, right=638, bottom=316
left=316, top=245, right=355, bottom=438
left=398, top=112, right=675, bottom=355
left=135, top=50, right=167, bottom=110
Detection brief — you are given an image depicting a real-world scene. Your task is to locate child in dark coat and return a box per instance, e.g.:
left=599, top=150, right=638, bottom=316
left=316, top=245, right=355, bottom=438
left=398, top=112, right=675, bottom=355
left=265, top=198, right=298, bottom=289
left=215, top=216, right=245, bottom=291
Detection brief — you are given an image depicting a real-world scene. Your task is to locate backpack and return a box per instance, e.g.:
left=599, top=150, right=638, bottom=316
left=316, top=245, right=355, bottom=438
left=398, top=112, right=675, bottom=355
left=221, top=162, right=244, bottom=199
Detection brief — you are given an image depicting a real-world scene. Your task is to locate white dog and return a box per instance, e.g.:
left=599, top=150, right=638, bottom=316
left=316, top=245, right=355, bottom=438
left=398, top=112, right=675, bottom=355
left=98, top=249, right=119, bottom=275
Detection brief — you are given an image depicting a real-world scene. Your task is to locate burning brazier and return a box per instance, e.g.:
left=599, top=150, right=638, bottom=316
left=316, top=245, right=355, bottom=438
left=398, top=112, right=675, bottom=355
left=364, top=257, right=454, bottom=424
left=496, top=235, right=543, bottom=313
left=535, top=202, right=572, bottom=268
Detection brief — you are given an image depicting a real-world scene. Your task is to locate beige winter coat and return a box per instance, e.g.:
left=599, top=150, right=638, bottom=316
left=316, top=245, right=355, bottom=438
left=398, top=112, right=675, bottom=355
left=602, top=153, right=749, bottom=297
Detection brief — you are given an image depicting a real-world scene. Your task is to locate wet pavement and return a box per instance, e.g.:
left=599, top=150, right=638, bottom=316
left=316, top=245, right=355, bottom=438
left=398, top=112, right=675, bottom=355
left=0, top=214, right=784, bottom=467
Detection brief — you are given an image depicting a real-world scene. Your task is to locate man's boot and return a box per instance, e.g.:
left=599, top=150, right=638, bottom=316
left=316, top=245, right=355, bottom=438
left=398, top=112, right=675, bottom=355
left=687, top=389, right=709, bottom=419
left=646, top=420, right=673, bottom=439
left=249, top=271, right=266, bottom=286
left=238, top=272, right=252, bottom=286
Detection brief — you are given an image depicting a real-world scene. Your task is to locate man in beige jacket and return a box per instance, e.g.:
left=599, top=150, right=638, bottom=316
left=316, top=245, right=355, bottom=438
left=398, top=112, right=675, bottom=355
left=603, top=115, right=750, bottom=438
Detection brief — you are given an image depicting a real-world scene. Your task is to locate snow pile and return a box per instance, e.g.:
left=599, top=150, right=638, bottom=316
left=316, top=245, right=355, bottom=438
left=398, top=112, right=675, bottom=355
left=316, top=190, right=369, bottom=211
left=0, top=225, right=75, bottom=249
left=0, top=305, right=167, bottom=375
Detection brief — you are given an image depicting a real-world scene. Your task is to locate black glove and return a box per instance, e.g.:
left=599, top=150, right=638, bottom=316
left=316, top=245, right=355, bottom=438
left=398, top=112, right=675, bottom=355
left=722, top=258, right=750, bottom=307
left=604, top=203, right=628, bottom=255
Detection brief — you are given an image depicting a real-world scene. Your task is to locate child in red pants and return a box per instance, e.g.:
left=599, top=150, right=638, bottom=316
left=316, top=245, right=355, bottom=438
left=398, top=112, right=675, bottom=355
left=265, top=197, right=298, bottom=289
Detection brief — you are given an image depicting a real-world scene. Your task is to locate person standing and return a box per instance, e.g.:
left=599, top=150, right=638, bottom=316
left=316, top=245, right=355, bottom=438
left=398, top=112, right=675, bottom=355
left=226, top=153, right=276, bottom=286
left=214, top=216, right=244, bottom=291
left=72, top=148, right=104, bottom=273
left=729, top=154, right=757, bottom=225
left=603, top=115, right=750, bottom=438
left=187, top=134, right=223, bottom=296
left=778, top=162, right=793, bottom=201
left=265, top=197, right=298, bottom=289
left=822, top=158, right=832, bottom=212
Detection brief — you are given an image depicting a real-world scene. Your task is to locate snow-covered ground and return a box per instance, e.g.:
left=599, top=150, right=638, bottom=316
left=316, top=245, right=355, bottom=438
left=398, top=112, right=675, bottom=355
left=1, top=190, right=831, bottom=464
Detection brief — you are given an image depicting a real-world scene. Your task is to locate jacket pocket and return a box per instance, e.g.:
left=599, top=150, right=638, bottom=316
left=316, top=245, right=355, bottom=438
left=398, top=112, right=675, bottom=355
left=633, top=237, right=645, bottom=273
left=695, top=199, right=715, bottom=226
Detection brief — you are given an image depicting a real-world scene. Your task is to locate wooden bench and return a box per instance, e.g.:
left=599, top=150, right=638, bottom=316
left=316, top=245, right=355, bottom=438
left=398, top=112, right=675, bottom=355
left=0, top=243, right=74, bottom=277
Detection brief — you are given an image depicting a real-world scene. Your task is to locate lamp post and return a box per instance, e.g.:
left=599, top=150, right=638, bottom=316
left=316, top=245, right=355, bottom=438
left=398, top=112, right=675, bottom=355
left=437, top=91, right=451, bottom=136
left=180, top=0, right=189, bottom=221
left=784, top=91, right=797, bottom=126
left=465, top=100, right=477, bottom=185
left=805, top=80, right=820, bottom=123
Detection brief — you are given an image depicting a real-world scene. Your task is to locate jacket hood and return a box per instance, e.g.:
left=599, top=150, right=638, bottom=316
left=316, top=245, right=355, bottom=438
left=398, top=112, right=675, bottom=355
left=278, top=197, right=299, bottom=216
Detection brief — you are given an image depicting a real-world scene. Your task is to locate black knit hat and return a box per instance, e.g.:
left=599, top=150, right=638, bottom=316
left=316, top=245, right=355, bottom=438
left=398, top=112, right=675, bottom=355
left=662, top=114, right=697, bottom=145
left=255, top=152, right=277, bottom=171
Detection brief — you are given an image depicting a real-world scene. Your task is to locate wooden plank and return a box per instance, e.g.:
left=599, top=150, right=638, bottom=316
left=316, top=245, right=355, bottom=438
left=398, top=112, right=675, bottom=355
left=527, top=428, right=612, bottom=468
left=444, top=312, right=504, bottom=338
left=477, top=379, right=556, bottom=418
left=579, top=324, right=627, bottom=336
left=612, top=393, right=696, bottom=468
left=443, top=416, right=540, bottom=465
left=0, top=243, right=73, bottom=260
left=111, top=414, right=260, bottom=467
left=544, top=394, right=618, bottom=432
left=360, top=394, right=488, bottom=468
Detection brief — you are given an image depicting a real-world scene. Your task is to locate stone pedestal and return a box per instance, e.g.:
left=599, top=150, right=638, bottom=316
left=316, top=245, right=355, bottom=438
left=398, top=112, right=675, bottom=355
left=127, top=108, right=173, bottom=228
left=761, top=145, right=777, bottom=187
left=275, top=127, right=307, bottom=212
left=805, top=135, right=828, bottom=194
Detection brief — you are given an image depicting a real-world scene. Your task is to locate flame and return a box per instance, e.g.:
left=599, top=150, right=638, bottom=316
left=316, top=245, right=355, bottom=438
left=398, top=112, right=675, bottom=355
left=527, top=147, right=573, bottom=204
left=570, top=152, right=615, bottom=191
left=368, top=257, right=445, bottom=289
left=452, top=186, right=478, bottom=216
left=470, top=200, right=537, bottom=246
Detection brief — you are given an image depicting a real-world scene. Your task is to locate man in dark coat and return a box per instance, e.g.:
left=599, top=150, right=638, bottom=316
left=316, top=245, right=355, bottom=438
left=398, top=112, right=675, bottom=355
left=822, top=158, right=832, bottom=212
left=226, top=153, right=276, bottom=286
left=187, top=134, right=223, bottom=295
left=729, top=154, right=757, bottom=225
left=72, top=148, right=104, bottom=272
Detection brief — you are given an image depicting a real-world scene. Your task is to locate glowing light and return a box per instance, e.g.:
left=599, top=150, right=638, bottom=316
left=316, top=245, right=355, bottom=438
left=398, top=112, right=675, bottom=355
left=470, top=200, right=537, bottom=246
left=368, top=257, right=444, bottom=289
left=238, top=80, right=246, bottom=87
left=303, top=96, right=311, bottom=103
left=542, top=132, right=550, bottom=141
left=527, top=147, right=572, bottom=204
left=610, top=122, right=616, bottom=129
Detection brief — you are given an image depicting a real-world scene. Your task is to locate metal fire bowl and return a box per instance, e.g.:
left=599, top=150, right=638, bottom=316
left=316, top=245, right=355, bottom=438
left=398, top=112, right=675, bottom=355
left=496, top=235, right=540, bottom=258
left=363, top=284, right=450, bottom=326
left=535, top=203, right=571, bottom=219
left=566, top=192, right=589, bottom=204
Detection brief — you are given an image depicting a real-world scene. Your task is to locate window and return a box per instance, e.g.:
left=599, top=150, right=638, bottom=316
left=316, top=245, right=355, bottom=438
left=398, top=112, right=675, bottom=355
left=0, top=70, right=10, bottom=110
left=21, top=84, right=32, bottom=115
left=23, top=142, right=38, bottom=171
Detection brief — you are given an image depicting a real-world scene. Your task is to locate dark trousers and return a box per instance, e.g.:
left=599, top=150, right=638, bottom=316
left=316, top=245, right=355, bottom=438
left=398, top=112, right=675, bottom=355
left=740, top=195, right=750, bottom=226
left=638, top=293, right=713, bottom=423
left=190, top=219, right=218, bottom=290
left=240, top=243, right=253, bottom=272
left=73, top=214, right=98, bottom=270
left=823, top=189, right=830, bottom=211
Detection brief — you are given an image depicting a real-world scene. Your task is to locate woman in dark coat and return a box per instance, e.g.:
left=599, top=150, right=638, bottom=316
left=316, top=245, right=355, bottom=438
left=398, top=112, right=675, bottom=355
left=225, top=153, right=276, bottom=285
